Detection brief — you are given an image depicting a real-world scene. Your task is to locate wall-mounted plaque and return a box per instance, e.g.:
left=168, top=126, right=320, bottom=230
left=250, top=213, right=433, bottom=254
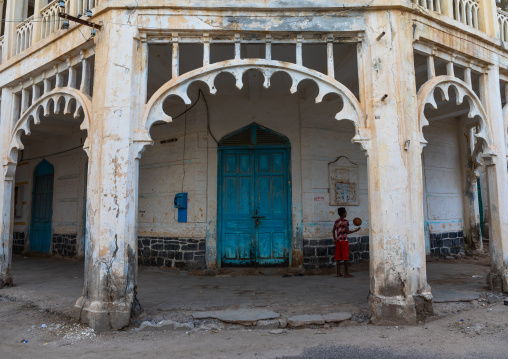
left=328, top=156, right=359, bottom=206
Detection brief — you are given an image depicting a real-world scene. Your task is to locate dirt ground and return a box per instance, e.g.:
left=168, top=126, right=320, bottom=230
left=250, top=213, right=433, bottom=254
left=1, top=254, right=506, bottom=358
left=1, top=297, right=508, bottom=359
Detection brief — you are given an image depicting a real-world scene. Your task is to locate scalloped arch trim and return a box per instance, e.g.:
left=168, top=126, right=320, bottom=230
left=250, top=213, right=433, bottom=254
left=6, top=87, right=92, bottom=165
left=417, top=76, right=493, bottom=170
left=138, top=59, right=368, bottom=150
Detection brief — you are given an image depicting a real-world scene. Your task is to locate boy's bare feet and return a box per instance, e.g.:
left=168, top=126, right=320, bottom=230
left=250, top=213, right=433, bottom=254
left=337, top=273, right=343, bottom=277
left=344, top=274, right=354, bottom=278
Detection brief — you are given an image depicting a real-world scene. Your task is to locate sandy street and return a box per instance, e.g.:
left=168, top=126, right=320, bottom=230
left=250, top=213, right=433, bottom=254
left=1, top=297, right=508, bottom=359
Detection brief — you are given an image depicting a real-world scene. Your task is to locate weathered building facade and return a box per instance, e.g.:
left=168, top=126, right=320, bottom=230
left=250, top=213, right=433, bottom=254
left=0, top=0, right=507, bottom=331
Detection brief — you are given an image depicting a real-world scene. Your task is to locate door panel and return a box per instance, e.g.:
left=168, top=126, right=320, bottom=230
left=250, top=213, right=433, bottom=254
left=255, top=149, right=288, bottom=266
left=221, top=150, right=255, bottom=265
left=30, top=161, right=54, bottom=253
left=220, top=147, right=290, bottom=266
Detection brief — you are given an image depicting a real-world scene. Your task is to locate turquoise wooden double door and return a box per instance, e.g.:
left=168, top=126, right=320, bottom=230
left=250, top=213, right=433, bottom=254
left=219, top=124, right=291, bottom=266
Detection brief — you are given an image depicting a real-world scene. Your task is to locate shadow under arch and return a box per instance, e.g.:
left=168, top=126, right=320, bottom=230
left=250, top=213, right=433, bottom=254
left=417, top=75, right=494, bottom=172
left=137, top=59, right=370, bottom=155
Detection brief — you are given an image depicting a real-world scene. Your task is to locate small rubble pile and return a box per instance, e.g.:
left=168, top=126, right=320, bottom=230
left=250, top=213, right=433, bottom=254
left=28, top=322, right=96, bottom=342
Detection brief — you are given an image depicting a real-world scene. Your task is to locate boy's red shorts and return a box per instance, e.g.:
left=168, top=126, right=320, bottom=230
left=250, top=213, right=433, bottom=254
left=335, top=240, right=349, bottom=261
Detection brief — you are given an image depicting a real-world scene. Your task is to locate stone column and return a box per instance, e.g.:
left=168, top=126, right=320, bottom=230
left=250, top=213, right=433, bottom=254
left=439, top=0, right=453, bottom=18
left=478, top=0, right=499, bottom=37
left=0, top=88, right=15, bottom=288
left=481, top=64, right=508, bottom=292
left=458, top=125, right=482, bottom=252
left=32, top=0, right=45, bottom=43
left=3, top=0, right=23, bottom=61
left=74, top=14, right=146, bottom=331
left=359, top=11, right=432, bottom=325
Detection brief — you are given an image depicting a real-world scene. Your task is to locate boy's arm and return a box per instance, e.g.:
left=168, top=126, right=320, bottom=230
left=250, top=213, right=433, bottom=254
left=346, top=223, right=361, bottom=234
left=332, top=225, right=337, bottom=241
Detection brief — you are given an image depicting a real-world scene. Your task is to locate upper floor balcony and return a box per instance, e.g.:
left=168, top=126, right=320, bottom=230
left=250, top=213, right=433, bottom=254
left=0, top=0, right=506, bottom=69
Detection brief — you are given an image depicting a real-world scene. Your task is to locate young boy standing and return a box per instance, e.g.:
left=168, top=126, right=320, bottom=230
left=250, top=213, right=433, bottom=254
left=333, top=207, right=360, bottom=278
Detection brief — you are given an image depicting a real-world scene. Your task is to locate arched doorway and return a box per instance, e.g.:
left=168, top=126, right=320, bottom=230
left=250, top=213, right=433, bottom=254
left=30, top=159, right=55, bottom=253
left=218, top=123, right=291, bottom=267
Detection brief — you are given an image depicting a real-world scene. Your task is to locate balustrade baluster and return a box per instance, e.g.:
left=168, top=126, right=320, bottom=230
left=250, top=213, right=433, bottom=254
left=427, top=55, right=436, bottom=80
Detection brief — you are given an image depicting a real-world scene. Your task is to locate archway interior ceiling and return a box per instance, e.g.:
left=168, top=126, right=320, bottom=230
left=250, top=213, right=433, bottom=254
left=7, top=89, right=92, bottom=165
left=20, top=112, right=84, bottom=145
left=424, top=89, right=478, bottom=126
left=156, top=72, right=346, bottom=130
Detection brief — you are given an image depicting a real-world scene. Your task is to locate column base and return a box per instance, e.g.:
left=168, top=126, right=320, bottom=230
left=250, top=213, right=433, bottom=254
left=486, top=270, right=508, bottom=292
left=0, top=273, right=13, bottom=289
left=74, top=296, right=133, bottom=332
left=368, top=292, right=434, bottom=325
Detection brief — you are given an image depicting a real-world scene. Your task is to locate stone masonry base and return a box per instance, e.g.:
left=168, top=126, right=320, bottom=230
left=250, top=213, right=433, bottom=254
left=52, top=234, right=78, bottom=258
left=303, top=236, right=369, bottom=270
left=138, top=237, right=206, bottom=270
left=429, top=231, right=465, bottom=256
left=13, top=232, right=25, bottom=254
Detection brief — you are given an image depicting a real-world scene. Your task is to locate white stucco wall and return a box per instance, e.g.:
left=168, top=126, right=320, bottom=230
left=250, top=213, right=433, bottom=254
left=422, top=118, right=465, bottom=234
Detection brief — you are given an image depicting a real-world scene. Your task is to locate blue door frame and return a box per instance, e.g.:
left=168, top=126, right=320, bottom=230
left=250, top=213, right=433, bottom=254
left=30, top=160, right=54, bottom=253
left=218, top=124, right=292, bottom=267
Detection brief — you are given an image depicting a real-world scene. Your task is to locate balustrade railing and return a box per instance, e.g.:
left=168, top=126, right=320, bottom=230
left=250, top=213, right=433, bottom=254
left=499, top=8, right=508, bottom=41
left=41, top=0, right=70, bottom=39
left=416, top=0, right=442, bottom=13
left=453, top=0, right=479, bottom=28
left=77, top=0, right=100, bottom=16
left=15, top=15, right=34, bottom=55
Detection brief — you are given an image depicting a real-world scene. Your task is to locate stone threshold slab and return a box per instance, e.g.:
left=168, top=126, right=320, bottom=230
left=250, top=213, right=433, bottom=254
left=192, top=309, right=280, bottom=325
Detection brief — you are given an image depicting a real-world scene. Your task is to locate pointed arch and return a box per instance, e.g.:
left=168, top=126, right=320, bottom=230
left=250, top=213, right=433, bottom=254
left=137, top=59, right=369, bottom=154
left=219, top=123, right=290, bottom=148
left=33, top=159, right=55, bottom=176
left=6, top=87, right=92, bottom=165
left=417, top=75, right=493, bottom=171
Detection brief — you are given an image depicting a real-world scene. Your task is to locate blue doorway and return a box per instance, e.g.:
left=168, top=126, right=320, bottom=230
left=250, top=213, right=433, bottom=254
left=218, top=124, right=291, bottom=266
left=30, top=160, right=54, bottom=253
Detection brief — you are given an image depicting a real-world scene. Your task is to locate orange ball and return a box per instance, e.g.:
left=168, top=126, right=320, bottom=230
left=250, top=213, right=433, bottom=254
left=353, top=217, right=362, bottom=226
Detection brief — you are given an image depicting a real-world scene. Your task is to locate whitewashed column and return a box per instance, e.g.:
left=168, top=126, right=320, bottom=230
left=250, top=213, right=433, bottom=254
left=32, top=0, right=45, bottom=43
left=4, top=0, right=24, bottom=61
left=0, top=88, right=16, bottom=288
left=478, top=0, right=499, bottom=37
left=459, top=126, right=482, bottom=251
left=74, top=19, right=144, bottom=332
left=481, top=64, right=508, bottom=292
left=440, top=0, right=454, bottom=18
left=358, top=11, right=432, bottom=325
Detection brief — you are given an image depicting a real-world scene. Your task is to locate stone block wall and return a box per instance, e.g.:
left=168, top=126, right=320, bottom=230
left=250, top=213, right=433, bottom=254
left=13, top=232, right=25, bottom=254
left=138, top=237, right=206, bottom=270
left=429, top=231, right=465, bottom=256
left=52, top=234, right=78, bottom=258
left=303, top=236, right=369, bottom=270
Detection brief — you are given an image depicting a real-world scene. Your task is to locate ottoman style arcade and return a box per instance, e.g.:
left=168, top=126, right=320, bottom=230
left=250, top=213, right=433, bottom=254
left=0, top=0, right=507, bottom=331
